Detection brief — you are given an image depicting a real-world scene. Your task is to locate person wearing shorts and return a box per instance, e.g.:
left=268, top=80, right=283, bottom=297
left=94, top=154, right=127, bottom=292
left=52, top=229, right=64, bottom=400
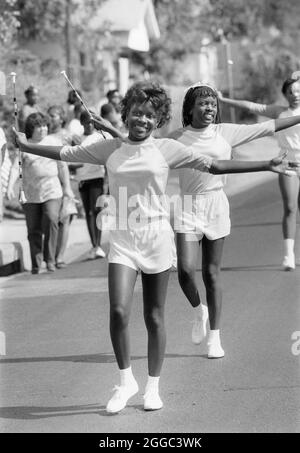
left=169, top=81, right=300, bottom=359
left=13, top=81, right=299, bottom=414
left=219, top=74, right=300, bottom=270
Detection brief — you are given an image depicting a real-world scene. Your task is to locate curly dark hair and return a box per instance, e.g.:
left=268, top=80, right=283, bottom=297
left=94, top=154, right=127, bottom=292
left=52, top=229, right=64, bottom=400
left=281, top=77, right=300, bottom=96
left=25, top=112, right=49, bottom=139
left=182, top=85, right=221, bottom=127
left=120, top=81, right=172, bottom=128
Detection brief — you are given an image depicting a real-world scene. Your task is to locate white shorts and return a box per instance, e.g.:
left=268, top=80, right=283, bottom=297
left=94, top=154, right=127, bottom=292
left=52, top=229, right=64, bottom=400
left=108, top=219, right=177, bottom=274
left=174, top=189, right=230, bottom=240
left=279, top=148, right=300, bottom=164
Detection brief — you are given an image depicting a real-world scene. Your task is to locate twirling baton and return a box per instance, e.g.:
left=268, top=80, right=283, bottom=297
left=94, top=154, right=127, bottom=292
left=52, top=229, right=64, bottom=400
left=10, top=72, right=27, bottom=204
left=60, top=71, right=106, bottom=139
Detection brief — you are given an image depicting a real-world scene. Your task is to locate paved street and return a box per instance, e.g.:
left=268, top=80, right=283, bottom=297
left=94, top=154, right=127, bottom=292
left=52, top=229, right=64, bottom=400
left=0, top=177, right=300, bottom=433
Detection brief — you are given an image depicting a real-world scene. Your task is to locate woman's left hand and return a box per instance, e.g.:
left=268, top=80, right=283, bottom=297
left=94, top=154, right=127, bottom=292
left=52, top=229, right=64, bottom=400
left=63, top=188, right=75, bottom=199
left=11, top=127, right=27, bottom=147
left=269, top=156, right=300, bottom=175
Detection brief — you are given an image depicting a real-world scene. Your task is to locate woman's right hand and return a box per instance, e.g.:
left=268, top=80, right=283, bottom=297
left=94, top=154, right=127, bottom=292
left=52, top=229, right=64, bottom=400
left=91, top=113, right=112, bottom=131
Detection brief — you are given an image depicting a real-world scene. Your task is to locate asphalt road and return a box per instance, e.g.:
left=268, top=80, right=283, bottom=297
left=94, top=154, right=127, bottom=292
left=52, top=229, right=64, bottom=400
left=0, top=177, right=299, bottom=433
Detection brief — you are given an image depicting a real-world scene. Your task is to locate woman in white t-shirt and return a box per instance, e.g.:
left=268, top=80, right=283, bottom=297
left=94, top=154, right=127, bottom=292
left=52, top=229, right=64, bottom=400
left=12, top=82, right=299, bottom=415
left=220, top=75, right=300, bottom=270
left=170, top=81, right=300, bottom=359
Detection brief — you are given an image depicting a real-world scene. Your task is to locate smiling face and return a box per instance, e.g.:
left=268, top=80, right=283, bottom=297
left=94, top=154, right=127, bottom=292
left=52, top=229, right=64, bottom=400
left=284, top=81, right=300, bottom=109
left=127, top=101, right=158, bottom=141
left=31, top=124, right=48, bottom=142
left=190, top=95, right=218, bottom=128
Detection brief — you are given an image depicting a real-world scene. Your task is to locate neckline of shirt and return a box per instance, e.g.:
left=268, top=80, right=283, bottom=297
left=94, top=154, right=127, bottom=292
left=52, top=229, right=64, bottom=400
left=125, top=136, right=154, bottom=146
left=185, top=124, right=214, bottom=134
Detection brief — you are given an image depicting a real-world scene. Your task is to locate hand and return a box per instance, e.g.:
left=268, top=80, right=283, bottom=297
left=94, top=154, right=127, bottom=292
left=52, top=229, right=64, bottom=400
left=91, top=113, right=112, bottom=131
left=11, top=127, right=27, bottom=147
left=6, top=185, right=15, bottom=200
left=269, top=156, right=300, bottom=175
left=71, top=134, right=82, bottom=145
left=63, top=188, right=75, bottom=199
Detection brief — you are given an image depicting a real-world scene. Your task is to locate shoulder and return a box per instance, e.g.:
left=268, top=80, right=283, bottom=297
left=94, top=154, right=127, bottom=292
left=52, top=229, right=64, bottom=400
left=167, top=128, right=185, bottom=140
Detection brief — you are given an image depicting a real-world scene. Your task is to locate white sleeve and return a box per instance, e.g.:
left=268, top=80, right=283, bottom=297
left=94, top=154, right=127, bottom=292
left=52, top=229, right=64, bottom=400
left=219, top=121, right=275, bottom=148
left=60, top=138, right=121, bottom=165
left=241, top=102, right=285, bottom=119
left=159, top=139, right=212, bottom=172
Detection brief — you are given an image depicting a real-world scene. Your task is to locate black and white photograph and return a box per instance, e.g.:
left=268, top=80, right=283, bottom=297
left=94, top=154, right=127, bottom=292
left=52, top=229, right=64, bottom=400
left=0, top=0, right=299, bottom=437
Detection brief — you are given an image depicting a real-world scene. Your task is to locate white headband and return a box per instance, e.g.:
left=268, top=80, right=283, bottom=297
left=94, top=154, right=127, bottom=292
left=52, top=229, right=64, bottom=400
left=186, top=80, right=217, bottom=94
left=291, top=71, right=300, bottom=81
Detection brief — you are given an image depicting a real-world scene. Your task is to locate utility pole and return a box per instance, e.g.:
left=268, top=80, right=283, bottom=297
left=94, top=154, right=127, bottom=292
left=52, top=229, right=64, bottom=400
left=224, top=39, right=236, bottom=123
left=218, top=28, right=236, bottom=123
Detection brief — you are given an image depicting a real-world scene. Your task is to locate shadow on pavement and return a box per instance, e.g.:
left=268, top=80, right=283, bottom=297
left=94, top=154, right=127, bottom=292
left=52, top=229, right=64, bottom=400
left=0, top=404, right=108, bottom=420
left=0, top=352, right=206, bottom=365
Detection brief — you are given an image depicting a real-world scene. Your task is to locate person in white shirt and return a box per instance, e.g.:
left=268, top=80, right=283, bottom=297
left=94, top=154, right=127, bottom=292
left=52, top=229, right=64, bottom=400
left=45, top=105, right=75, bottom=268
left=75, top=110, right=109, bottom=259
left=8, top=113, right=72, bottom=273
left=169, top=81, right=297, bottom=358
left=219, top=75, right=300, bottom=270
left=12, top=81, right=299, bottom=414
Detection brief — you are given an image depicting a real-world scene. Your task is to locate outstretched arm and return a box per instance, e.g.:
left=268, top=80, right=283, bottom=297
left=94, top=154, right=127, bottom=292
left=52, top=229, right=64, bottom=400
left=274, top=115, right=300, bottom=132
left=12, top=128, right=119, bottom=165
left=210, top=156, right=299, bottom=176
left=218, top=92, right=284, bottom=119
left=13, top=129, right=63, bottom=160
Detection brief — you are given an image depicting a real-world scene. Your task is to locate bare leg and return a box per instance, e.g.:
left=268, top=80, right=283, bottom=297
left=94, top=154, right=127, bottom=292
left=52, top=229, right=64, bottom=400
left=176, top=233, right=201, bottom=308
left=141, top=268, right=170, bottom=410
left=201, top=236, right=225, bottom=330
left=106, top=263, right=139, bottom=414
left=141, top=269, right=170, bottom=376
left=108, top=263, right=137, bottom=369
left=278, top=174, right=299, bottom=239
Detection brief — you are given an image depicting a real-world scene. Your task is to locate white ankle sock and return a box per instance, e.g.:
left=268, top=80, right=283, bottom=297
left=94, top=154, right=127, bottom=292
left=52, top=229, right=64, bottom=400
left=208, top=329, right=220, bottom=345
left=145, top=375, right=160, bottom=393
left=284, top=239, right=294, bottom=257
left=120, top=366, right=135, bottom=387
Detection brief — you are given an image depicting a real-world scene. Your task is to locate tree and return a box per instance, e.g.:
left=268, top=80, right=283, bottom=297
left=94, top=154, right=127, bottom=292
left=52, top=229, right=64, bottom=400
left=0, top=0, right=19, bottom=50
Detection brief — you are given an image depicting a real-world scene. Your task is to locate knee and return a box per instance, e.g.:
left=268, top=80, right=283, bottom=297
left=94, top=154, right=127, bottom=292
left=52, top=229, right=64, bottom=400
left=178, top=263, right=195, bottom=286
left=202, top=265, right=220, bottom=289
left=110, top=306, right=129, bottom=330
left=283, top=203, right=297, bottom=217
left=144, top=310, right=164, bottom=333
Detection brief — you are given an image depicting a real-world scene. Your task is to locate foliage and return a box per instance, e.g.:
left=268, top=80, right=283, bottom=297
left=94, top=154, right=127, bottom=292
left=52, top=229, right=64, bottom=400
left=0, top=0, right=19, bottom=50
left=242, top=46, right=300, bottom=104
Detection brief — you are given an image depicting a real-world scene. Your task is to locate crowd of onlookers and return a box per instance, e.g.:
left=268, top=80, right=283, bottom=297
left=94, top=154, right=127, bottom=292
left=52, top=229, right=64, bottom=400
left=0, top=85, right=123, bottom=273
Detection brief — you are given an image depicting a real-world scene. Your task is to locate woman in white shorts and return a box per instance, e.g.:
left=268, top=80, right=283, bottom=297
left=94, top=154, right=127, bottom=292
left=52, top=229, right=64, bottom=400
left=13, top=82, right=299, bottom=415
left=219, top=74, right=300, bottom=270
left=169, top=81, right=300, bottom=359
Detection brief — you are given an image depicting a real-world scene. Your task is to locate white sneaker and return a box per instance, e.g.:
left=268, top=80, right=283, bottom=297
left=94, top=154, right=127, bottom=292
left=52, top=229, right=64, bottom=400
left=207, top=342, right=225, bottom=359
left=94, top=246, right=106, bottom=258
left=282, top=254, right=295, bottom=271
left=106, top=381, right=139, bottom=414
left=192, top=304, right=209, bottom=344
left=143, top=389, right=163, bottom=411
